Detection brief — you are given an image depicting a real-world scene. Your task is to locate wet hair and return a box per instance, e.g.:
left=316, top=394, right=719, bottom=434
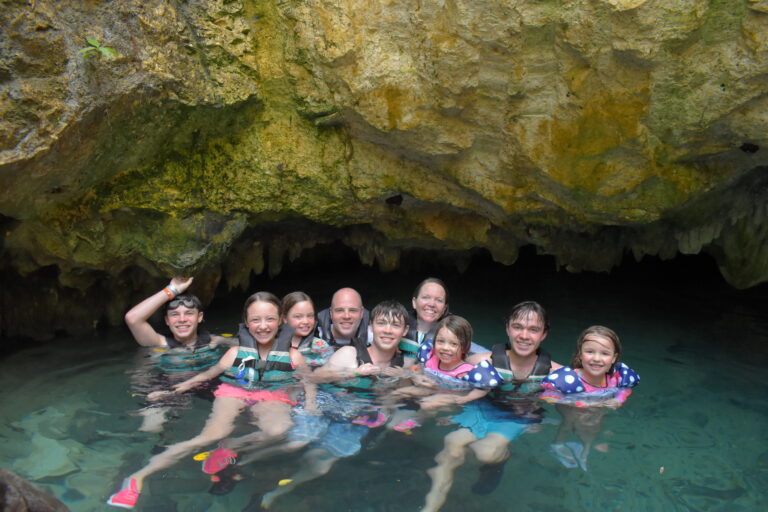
left=434, top=315, right=473, bottom=357
left=281, top=291, right=315, bottom=317
left=164, top=293, right=203, bottom=314
left=504, top=301, right=549, bottom=333
left=370, top=300, right=409, bottom=325
left=571, top=325, right=622, bottom=372
left=242, top=291, right=282, bottom=322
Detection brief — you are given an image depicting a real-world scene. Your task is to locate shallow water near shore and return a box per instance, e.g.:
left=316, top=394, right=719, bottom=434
left=2, top=252, right=767, bottom=511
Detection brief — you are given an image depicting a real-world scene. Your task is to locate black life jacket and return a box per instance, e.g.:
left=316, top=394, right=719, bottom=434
left=405, top=311, right=441, bottom=346
left=354, top=335, right=405, bottom=367
left=491, top=343, right=552, bottom=379
left=164, top=329, right=212, bottom=349
left=315, top=307, right=370, bottom=347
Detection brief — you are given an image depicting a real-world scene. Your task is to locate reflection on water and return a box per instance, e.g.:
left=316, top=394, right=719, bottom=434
left=1, top=255, right=767, bottom=511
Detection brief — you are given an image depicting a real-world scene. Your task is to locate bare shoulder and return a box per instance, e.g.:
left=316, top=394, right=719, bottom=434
left=290, top=348, right=306, bottom=367
left=328, top=346, right=358, bottom=368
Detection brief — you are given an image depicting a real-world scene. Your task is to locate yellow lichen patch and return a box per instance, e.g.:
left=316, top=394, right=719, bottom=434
left=420, top=209, right=491, bottom=246
left=602, top=0, right=649, bottom=11
left=544, top=89, right=650, bottom=194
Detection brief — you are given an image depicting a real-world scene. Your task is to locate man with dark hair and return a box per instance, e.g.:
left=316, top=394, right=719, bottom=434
left=255, top=300, right=413, bottom=509
left=317, top=299, right=412, bottom=376
left=422, top=301, right=563, bottom=511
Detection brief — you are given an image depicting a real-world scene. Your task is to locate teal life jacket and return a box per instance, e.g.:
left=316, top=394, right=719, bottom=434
left=402, top=311, right=438, bottom=357
left=294, top=333, right=334, bottom=368
left=158, top=330, right=224, bottom=372
left=397, top=335, right=420, bottom=360
left=219, top=324, right=295, bottom=390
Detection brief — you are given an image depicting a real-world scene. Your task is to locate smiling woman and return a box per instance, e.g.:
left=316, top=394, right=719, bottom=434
left=410, top=278, right=449, bottom=343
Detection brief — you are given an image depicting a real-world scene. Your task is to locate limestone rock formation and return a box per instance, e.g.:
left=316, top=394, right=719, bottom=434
left=0, top=469, right=69, bottom=512
left=1, top=0, right=767, bottom=339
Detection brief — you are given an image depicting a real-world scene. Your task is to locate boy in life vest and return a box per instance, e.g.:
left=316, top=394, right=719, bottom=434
left=124, top=277, right=235, bottom=432
left=255, top=300, right=414, bottom=509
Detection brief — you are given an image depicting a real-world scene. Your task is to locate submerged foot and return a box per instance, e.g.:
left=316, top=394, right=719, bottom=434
left=209, top=466, right=244, bottom=496
left=106, top=478, right=140, bottom=509
left=471, top=461, right=506, bottom=495
left=239, top=493, right=266, bottom=512
left=260, top=490, right=279, bottom=510
left=566, top=442, right=588, bottom=472
left=549, top=442, right=578, bottom=469
left=202, top=446, right=238, bottom=475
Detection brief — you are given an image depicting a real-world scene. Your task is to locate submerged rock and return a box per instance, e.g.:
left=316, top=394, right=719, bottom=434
left=0, top=469, right=69, bottom=512
left=1, top=0, right=768, bottom=339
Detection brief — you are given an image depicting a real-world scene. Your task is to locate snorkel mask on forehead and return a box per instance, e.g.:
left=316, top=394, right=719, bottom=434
left=165, top=294, right=203, bottom=312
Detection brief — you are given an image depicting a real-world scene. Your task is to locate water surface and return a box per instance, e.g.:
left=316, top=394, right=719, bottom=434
left=1, top=253, right=767, bottom=511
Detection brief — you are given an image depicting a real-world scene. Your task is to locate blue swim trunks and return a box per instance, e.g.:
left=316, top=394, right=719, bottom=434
left=288, top=411, right=368, bottom=457
left=289, top=390, right=372, bottom=457
left=314, top=422, right=369, bottom=457
left=453, top=400, right=536, bottom=441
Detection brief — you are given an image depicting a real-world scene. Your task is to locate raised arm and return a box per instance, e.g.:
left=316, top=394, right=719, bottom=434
left=124, top=277, right=193, bottom=347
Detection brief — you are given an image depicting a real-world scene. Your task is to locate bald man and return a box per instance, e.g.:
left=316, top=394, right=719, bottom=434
left=315, top=287, right=371, bottom=347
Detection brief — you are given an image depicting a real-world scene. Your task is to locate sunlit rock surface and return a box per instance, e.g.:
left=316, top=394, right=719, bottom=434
left=1, top=0, right=767, bottom=339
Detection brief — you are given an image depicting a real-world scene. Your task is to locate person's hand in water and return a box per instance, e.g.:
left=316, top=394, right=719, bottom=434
left=411, top=374, right=439, bottom=388
left=381, top=366, right=408, bottom=378
left=419, top=394, right=461, bottom=410
left=147, top=390, right=174, bottom=401
left=172, top=380, right=198, bottom=394
left=356, top=363, right=381, bottom=376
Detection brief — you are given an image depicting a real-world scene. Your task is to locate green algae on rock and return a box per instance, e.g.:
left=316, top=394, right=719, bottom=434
left=1, top=0, right=768, bottom=339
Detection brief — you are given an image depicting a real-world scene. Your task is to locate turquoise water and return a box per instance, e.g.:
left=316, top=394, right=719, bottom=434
left=1, top=252, right=767, bottom=511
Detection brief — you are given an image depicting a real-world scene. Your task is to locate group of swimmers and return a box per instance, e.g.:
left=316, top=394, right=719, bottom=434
left=106, top=277, right=639, bottom=510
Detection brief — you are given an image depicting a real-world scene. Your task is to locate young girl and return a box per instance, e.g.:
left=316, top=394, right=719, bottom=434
left=392, top=316, right=497, bottom=430
left=282, top=291, right=333, bottom=368
left=420, top=315, right=476, bottom=383
left=541, top=325, right=640, bottom=471
left=107, top=292, right=305, bottom=509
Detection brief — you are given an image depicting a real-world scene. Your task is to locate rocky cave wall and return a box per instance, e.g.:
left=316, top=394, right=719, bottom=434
left=1, top=0, right=768, bottom=339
